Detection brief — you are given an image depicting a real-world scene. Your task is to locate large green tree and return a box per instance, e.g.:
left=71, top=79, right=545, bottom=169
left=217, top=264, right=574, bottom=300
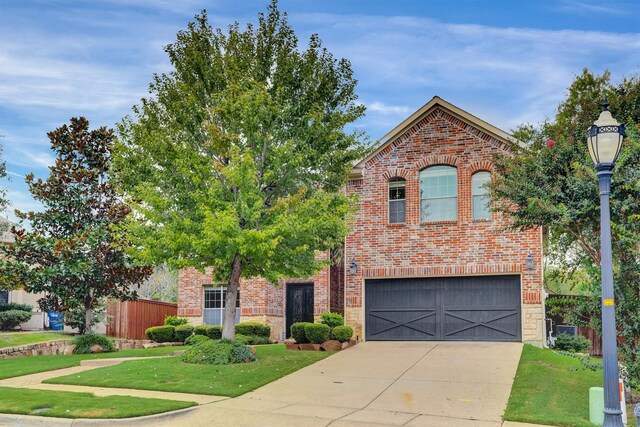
left=491, top=69, right=640, bottom=381
left=114, top=2, right=366, bottom=340
left=0, top=117, right=152, bottom=333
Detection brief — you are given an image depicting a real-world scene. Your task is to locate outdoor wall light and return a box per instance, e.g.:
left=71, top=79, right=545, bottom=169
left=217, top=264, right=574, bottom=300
left=349, top=257, right=357, bottom=276
left=525, top=252, right=534, bottom=271
left=589, top=98, right=625, bottom=427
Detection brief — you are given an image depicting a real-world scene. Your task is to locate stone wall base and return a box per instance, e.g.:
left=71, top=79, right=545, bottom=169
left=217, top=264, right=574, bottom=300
left=522, top=303, right=545, bottom=346
left=0, top=338, right=157, bottom=359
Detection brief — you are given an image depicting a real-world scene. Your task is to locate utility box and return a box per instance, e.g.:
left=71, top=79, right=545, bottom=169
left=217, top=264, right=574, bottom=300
left=590, top=387, right=604, bottom=425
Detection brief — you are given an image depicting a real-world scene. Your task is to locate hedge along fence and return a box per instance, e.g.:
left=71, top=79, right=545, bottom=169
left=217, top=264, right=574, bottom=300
left=545, top=294, right=602, bottom=356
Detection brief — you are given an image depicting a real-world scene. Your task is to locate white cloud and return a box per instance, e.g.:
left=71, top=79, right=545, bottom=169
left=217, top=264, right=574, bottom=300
left=366, top=102, right=412, bottom=116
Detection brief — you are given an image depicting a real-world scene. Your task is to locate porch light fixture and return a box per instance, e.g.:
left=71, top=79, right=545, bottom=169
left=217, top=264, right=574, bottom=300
left=588, top=98, right=625, bottom=427
left=349, top=257, right=357, bottom=276
left=525, top=252, right=534, bottom=271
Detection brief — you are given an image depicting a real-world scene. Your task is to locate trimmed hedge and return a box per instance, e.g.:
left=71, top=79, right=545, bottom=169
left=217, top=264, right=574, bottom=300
left=185, top=334, right=211, bottom=346
left=235, top=334, right=251, bottom=345
left=235, top=322, right=270, bottom=338
left=174, top=324, right=194, bottom=342
left=145, top=325, right=175, bottom=343
left=554, top=333, right=590, bottom=353
left=290, top=322, right=313, bottom=343
left=320, top=312, right=344, bottom=328
left=0, top=310, right=32, bottom=330
left=332, top=326, right=353, bottom=342
left=194, top=324, right=223, bottom=340
left=73, top=333, right=115, bottom=354
left=0, top=303, right=32, bottom=313
left=234, top=334, right=273, bottom=345
left=181, top=339, right=256, bottom=365
left=304, top=323, right=331, bottom=344
left=164, top=315, right=188, bottom=326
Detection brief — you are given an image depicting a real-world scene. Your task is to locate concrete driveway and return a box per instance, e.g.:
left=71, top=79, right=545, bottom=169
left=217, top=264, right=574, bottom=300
left=146, top=341, right=523, bottom=427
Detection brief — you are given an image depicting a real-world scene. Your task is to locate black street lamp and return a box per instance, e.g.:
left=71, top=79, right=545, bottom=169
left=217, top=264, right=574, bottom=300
left=587, top=98, right=626, bottom=427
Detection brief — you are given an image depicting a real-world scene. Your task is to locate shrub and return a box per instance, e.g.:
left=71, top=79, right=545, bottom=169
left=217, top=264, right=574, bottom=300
left=304, top=323, right=331, bottom=344
left=290, top=322, right=313, bottom=343
left=235, top=322, right=270, bottom=338
left=235, top=334, right=251, bottom=345
left=73, top=333, right=115, bottom=354
left=554, top=333, right=590, bottom=353
left=164, top=315, right=188, bottom=326
left=0, top=303, right=32, bottom=313
left=181, top=339, right=256, bottom=365
left=331, top=326, right=353, bottom=342
left=185, top=334, right=211, bottom=346
left=145, top=325, right=175, bottom=342
left=194, top=324, right=223, bottom=340
left=63, top=302, right=107, bottom=335
left=320, top=312, right=344, bottom=328
left=249, top=335, right=272, bottom=345
left=0, top=310, right=33, bottom=330
left=174, top=324, right=194, bottom=342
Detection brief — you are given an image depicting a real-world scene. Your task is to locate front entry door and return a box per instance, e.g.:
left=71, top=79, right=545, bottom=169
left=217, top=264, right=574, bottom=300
left=286, top=283, right=314, bottom=339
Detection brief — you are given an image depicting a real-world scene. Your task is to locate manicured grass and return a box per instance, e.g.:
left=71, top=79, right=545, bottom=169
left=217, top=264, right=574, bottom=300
left=0, top=346, right=187, bottom=380
left=0, top=386, right=195, bottom=418
left=504, top=345, right=637, bottom=427
left=0, top=331, right=74, bottom=348
left=46, top=344, right=332, bottom=397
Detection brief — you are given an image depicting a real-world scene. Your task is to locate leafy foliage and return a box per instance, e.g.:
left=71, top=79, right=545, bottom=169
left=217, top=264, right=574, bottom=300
left=113, top=2, right=366, bottom=341
left=0, top=303, right=32, bottom=313
left=235, top=322, right=270, bottom=337
left=138, top=264, right=178, bottom=303
left=0, top=310, right=32, bottom=330
left=320, top=312, right=344, bottom=328
left=553, top=333, right=590, bottom=353
left=304, top=323, right=330, bottom=344
left=0, top=142, right=8, bottom=216
left=331, top=325, right=353, bottom=342
left=491, top=69, right=640, bottom=381
left=72, top=333, right=115, bottom=354
left=164, top=316, right=188, bottom=326
left=64, top=299, right=107, bottom=335
left=145, top=325, right=175, bottom=343
left=194, top=325, right=223, bottom=339
left=0, top=118, right=152, bottom=334
left=290, top=322, right=312, bottom=343
left=184, top=334, right=210, bottom=346
left=181, top=339, right=256, bottom=365
left=174, top=324, right=194, bottom=342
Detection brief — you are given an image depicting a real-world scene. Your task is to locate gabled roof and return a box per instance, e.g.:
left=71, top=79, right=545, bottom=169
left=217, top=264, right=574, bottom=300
left=350, top=96, right=521, bottom=179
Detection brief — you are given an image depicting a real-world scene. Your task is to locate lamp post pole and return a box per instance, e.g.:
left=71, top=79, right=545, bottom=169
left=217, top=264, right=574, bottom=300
left=587, top=99, right=626, bottom=427
left=597, top=164, right=624, bottom=427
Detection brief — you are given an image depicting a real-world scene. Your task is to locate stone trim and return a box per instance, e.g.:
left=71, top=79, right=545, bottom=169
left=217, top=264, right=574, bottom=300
left=0, top=338, right=157, bottom=359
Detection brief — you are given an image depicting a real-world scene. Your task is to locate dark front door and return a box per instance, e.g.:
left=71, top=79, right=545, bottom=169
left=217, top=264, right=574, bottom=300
left=286, top=283, right=314, bottom=339
left=365, top=275, right=521, bottom=342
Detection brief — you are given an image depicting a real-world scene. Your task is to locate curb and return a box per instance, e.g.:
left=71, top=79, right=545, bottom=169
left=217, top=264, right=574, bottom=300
left=0, top=406, right=198, bottom=427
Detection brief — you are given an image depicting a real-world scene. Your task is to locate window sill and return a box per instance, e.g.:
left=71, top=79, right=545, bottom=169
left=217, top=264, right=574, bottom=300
left=386, top=223, right=406, bottom=228
left=420, top=220, right=458, bottom=225
left=472, top=218, right=492, bottom=223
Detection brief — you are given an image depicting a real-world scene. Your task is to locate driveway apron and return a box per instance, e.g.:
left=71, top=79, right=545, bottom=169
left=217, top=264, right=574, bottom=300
left=146, top=341, right=523, bottom=427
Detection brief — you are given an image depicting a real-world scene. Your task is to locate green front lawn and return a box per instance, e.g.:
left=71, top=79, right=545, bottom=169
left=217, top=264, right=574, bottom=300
left=505, top=345, right=637, bottom=427
left=0, top=331, right=74, bottom=348
left=0, top=386, right=196, bottom=418
left=0, top=346, right=187, bottom=380
left=46, top=344, right=332, bottom=397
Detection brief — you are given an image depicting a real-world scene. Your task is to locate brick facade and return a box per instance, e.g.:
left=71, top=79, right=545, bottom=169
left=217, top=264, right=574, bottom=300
left=344, top=99, right=544, bottom=345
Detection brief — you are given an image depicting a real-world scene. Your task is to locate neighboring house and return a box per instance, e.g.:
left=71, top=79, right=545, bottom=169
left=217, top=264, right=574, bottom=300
left=178, top=97, right=545, bottom=345
left=0, top=218, right=46, bottom=330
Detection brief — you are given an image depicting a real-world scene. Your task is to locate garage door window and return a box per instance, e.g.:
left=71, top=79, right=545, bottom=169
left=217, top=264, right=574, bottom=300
left=420, top=165, right=457, bottom=221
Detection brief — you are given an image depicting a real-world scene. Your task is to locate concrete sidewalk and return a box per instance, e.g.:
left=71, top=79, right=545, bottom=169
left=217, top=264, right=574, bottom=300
left=1, top=342, right=526, bottom=426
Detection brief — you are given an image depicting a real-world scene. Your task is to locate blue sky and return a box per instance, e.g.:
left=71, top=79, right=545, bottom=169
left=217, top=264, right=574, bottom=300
left=1, top=0, right=639, bottom=224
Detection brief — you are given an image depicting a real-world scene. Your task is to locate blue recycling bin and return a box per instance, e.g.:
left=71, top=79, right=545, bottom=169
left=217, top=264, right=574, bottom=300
left=47, top=311, right=64, bottom=330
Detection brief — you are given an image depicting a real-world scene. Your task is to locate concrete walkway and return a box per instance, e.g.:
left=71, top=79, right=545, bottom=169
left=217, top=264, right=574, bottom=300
left=1, top=341, right=526, bottom=426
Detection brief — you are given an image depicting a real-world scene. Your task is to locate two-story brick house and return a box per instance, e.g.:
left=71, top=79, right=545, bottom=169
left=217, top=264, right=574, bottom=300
left=178, top=96, right=545, bottom=345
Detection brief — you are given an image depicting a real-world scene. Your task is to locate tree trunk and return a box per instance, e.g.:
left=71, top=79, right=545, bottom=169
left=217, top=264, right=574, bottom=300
left=222, top=254, right=242, bottom=341
left=85, top=296, right=94, bottom=335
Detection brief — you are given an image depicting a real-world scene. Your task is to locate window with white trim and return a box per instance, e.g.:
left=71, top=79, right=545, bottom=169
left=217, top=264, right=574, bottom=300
left=472, top=171, right=491, bottom=220
left=388, top=178, right=406, bottom=224
left=203, top=286, right=240, bottom=326
left=420, top=165, right=458, bottom=221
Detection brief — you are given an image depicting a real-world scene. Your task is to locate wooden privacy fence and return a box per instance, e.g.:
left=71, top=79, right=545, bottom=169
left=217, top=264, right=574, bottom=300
left=106, top=299, right=177, bottom=340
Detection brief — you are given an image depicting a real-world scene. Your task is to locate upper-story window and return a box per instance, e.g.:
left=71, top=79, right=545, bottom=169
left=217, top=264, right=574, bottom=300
left=388, top=178, right=406, bottom=224
left=420, top=165, right=457, bottom=222
left=472, top=171, right=491, bottom=220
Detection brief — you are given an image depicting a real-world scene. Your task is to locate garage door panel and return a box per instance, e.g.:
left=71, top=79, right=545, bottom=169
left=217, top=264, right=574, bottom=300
left=365, top=276, right=521, bottom=342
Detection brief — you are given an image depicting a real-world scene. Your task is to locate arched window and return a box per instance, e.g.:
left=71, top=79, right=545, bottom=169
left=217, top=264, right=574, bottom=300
left=388, top=178, right=406, bottom=224
left=472, top=171, right=491, bottom=220
left=420, top=166, right=457, bottom=221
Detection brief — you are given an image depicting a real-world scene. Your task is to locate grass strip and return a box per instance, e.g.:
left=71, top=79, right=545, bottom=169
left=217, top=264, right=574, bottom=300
left=46, top=344, right=332, bottom=397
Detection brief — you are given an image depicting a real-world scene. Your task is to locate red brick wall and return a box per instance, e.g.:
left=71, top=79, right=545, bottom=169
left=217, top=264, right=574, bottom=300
left=344, top=107, right=543, bottom=340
